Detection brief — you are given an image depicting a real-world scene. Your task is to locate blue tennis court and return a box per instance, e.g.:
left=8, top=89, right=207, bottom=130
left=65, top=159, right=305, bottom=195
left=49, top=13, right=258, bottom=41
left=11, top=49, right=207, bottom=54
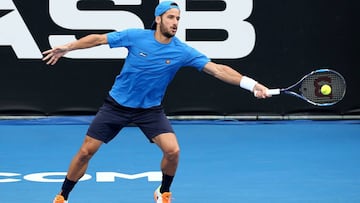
left=1, top=117, right=359, bottom=203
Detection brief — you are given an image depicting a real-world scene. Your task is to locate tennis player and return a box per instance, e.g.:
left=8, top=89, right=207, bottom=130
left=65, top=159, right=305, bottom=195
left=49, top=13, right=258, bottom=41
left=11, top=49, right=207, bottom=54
left=42, top=1, right=270, bottom=203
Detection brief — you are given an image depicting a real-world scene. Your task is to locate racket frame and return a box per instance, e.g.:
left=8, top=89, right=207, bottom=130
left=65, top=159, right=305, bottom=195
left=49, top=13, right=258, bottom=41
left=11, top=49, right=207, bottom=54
left=266, top=69, right=346, bottom=106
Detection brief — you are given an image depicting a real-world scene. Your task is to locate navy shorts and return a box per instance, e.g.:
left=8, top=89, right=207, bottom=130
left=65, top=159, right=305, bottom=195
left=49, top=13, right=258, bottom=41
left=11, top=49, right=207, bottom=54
left=87, top=95, right=174, bottom=143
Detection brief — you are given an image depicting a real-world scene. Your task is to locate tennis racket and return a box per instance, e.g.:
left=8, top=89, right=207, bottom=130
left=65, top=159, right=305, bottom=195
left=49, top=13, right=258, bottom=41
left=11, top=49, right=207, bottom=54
left=264, top=69, right=346, bottom=106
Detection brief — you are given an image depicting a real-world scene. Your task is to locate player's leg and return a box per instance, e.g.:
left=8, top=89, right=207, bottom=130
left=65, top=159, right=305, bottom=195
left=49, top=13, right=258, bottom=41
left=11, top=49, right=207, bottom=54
left=153, top=132, right=180, bottom=188
left=66, top=135, right=103, bottom=180
left=152, top=132, right=179, bottom=203
left=134, top=105, right=179, bottom=192
left=54, top=95, right=129, bottom=203
left=130, top=105, right=178, bottom=203
left=54, top=135, right=103, bottom=203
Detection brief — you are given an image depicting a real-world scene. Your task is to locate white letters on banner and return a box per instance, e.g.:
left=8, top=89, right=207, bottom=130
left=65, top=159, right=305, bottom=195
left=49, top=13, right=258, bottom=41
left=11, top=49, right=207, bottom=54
left=0, top=0, right=254, bottom=59
left=0, top=171, right=162, bottom=183
left=0, top=0, right=42, bottom=58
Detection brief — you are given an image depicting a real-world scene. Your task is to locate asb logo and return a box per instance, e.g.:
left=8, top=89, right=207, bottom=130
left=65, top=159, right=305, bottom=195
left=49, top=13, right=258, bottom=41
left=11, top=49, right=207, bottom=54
left=0, top=0, right=255, bottom=59
left=0, top=0, right=43, bottom=58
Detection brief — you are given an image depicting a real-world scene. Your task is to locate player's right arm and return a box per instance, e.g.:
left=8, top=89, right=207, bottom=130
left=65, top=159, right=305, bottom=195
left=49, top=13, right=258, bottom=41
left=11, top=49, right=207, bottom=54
left=42, top=34, right=108, bottom=65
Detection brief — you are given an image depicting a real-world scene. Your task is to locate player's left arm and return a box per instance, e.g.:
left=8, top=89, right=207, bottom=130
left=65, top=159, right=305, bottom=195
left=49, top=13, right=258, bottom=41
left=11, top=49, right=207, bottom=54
left=202, top=62, right=270, bottom=98
left=42, top=34, right=108, bottom=65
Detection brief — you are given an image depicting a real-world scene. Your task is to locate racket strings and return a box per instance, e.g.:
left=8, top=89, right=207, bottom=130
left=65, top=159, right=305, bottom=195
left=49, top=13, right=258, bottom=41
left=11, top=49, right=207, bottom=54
left=300, top=72, right=346, bottom=105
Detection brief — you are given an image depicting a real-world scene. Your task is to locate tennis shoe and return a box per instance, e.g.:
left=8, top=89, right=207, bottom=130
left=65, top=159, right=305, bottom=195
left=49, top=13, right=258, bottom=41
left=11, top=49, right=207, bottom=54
left=53, top=194, right=68, bottom=203
left=154, top=186, right=172, bottom=203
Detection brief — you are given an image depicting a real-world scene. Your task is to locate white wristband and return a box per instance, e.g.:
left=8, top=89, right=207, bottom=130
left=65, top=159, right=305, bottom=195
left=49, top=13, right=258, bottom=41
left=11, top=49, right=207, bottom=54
left=240, top=76, right=257, bottom=92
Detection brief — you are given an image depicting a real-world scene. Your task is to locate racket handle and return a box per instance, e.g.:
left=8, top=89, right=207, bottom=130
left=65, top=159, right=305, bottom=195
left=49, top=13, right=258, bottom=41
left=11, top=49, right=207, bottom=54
left=253, top=88, right=281, bottom=97
left=266, top=89, right=281, bottom=95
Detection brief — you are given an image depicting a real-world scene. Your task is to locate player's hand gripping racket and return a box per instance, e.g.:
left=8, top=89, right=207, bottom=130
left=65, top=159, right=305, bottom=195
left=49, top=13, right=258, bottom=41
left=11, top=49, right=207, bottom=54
left=264, top=69, right=346, bottom=106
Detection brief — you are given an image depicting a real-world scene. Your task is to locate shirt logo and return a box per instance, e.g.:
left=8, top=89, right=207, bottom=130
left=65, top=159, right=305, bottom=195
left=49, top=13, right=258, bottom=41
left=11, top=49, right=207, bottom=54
left=139, top=52, right=147, bottom=57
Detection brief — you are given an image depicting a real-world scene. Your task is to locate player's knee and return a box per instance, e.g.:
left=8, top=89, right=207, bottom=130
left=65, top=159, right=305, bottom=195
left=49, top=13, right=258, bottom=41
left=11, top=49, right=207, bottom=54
left=77, top=146, right=97, bottom=162
left=164, top=147, right=180, bottom=162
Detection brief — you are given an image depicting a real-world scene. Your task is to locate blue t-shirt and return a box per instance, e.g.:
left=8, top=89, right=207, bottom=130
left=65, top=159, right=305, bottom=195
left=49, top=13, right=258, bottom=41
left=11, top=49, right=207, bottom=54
left=107, top=29, right=210, bottom=108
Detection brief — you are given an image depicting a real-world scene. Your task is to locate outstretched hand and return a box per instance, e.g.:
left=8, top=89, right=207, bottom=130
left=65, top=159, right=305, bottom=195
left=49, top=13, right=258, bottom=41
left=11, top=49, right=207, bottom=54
left=42, top=46, right=69, bottom=65
left=253, top=83, right=272, bottom=99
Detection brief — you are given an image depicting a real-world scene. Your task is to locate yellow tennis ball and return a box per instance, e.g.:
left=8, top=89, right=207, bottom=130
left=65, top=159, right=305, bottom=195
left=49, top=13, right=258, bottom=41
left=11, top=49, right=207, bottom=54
left=321, top=84, right=332, bottom=95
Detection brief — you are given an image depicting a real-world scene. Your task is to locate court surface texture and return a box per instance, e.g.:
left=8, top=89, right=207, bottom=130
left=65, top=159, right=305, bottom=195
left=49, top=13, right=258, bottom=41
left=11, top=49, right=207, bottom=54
left=1, top=117, right=359, bottom=203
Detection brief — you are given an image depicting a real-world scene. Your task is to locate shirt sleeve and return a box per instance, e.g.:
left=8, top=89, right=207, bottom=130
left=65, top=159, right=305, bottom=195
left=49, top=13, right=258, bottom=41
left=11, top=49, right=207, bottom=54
left=184, top=46, right=211, bottom=71
left=107, top=30, right=132, bottom=48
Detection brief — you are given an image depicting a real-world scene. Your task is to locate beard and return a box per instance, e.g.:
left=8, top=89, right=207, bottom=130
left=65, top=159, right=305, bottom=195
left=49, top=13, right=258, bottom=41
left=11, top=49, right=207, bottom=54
left=159, top=23, right=176, bottom=38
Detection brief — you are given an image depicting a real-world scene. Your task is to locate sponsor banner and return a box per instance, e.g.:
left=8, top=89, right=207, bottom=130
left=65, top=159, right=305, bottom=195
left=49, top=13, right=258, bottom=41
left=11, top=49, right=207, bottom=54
left=0, top=0, right=359, bottom=115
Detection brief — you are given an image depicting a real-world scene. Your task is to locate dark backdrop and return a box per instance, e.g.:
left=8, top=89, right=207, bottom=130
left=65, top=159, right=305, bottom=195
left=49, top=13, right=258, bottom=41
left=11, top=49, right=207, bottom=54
left=0, top=0, right=359, bottom=116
